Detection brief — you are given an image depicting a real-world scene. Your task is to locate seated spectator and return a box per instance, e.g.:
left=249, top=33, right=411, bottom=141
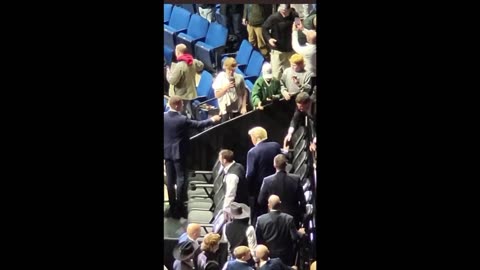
left=223, top=202, right=257, bottom=259
left=254, top=245, right=297, bottom=270
left=179, top=223, right=202, bottom=268
left=222, top=246, right=254, bottom=270
left=218, top=149, right=249, bottom=208
left=283, top=93, right=316, bottom=152
left=242, top=4, right=272, bottom=57
left=257, top=154, right=306, bottom=228
left=197, top=233, right=222, bottom=270
left=280, top=54, right=313, bottom=102
left=251, top=63, right=282, bottom=110
left=198, top=4, right=216, bottom=22
left=173, top=241, right=200, bottom=270
left=291, top=24, right=316, bottom=78
left=213, top=58, right=248, bottom=122
left=255, top=195, right=305, bottom=266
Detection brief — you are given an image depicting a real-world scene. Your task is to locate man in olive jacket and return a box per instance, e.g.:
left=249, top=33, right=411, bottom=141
left=242, top=4, right=272, bottom=57
left=166, top=44, right=204, bottom=100
left=250, top=62, right=282, bottom=110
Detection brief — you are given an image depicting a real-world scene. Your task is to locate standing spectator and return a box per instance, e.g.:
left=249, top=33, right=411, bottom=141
left=283, top=93, right=316, bottom=153
left=291, top=24, right=316, bottom=78
left=296, top=8, right=316, bottom=46
left=222, top=246, right=254, bottom=270
left=242, top=4, right=272, bottom=57
left=219, top=149, right=249, bottom=209
left=220, top=4, right=245, bottom=47
left=223, top=202, right=257, bottom=259
left=251, top=63, right=282, bottom=110
left=197, top=233, right=222, bottom=270
left=245, top=127, right=282, bottom=224
left=164, top=96, right=221, bottom=219
left=255, top=195, right=305, bottom=266
left=254, top=245, right=297, bottom=270
left=213, top=58, right=248, bottom=122
left=280, top=54, right=313, bottom=102
left=173, top=241, right=200, bottom=270
left=290, top=4, right=314, bottom=20
left=257, top=154, right=306, bottom=228
left=166, top=44, right=204, bottom=99
left=262, top=4, right=299, bottom=80
left=198, top=4, right=216, bottom=23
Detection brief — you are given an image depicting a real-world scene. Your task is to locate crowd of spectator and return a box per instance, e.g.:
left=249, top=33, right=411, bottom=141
left=164, top=3, right=317, bottom=270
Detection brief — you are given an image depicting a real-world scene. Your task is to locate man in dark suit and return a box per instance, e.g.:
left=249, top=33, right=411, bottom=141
left=254, top=245, right=297, bottom=270
left=245, top=127, right=281, bottom=224
left=255, top=195, right=305, bottom=266
left=164, top=96, right=221, bottom=219
left=257, top=154, right=306, bottom=228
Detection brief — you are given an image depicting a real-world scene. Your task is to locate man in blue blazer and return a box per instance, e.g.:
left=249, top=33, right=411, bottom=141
left=164, top=96, right=221, bottom=219
left=245, top=127, right=282, bottom=224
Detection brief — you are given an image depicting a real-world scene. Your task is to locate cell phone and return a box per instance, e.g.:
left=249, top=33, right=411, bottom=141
left=294, top=17, right=301, bottom=26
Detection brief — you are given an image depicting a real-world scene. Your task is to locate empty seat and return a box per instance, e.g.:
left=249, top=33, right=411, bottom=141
left=164, top=4, right=173, bottom=24
left=195, top=23, right=228, bottom=72
left=245, top=79, right=254, bottom=93
left=222, top=40, right=254, bottom=72
left=164, top=45, right=174, bottom=66
left=235, top=50, right=264, bottom=82
left=175, top=14, right=209, bottom=57
left=164, top=6, right=192, bottom=50
left=179, top=4, right=196, bottom=14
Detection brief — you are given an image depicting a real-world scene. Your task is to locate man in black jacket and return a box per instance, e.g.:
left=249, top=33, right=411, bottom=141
left=257, top=154, right=306, bottom=228
left=262, top=4, right=299, bottom=80
left=283, top=93, right=316, bottom=152
left=255, top=195, right=305, bottom=266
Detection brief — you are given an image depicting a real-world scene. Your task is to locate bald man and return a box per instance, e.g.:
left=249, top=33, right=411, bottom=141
left=166, top=44, right=204, bottom=100
left=255, top=195, right=305, bottom=266
left=179, top=223, right=203, bottom=269
left=255, top=245, right=297, bottom=270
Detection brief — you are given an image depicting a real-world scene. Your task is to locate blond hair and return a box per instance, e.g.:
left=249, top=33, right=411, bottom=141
left=223, top=57, right=237, bottom=70
left=233, top=246, right=250, bottom=259
left=201, top=233, right=221, bottom=252
left=289, top=53, right=304, bottom=65
left=248, top=127, right=268, bottom=141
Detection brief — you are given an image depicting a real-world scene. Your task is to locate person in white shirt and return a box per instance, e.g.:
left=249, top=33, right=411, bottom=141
left=213, top=58, right=248, bottom=122
left=218, top=149, right=249, bottom=210
left=291, top=23, right=316, bottom=77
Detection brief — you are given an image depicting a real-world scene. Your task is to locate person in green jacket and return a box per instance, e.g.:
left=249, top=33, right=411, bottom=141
left=251, top=62, right=282, bottom=110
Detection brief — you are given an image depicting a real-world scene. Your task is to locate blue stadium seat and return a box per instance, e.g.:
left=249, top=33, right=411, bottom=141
left=164, top=6, right=192, bottom=50
left=175, top=14, right=209, bottom=57
left=235, top=50, right=264, bottom=82
left=222, top=40, right=253, bottom=72
left=179, top=4, right=196, bottom=14
left=164, top=4, right=173, bottom=24
left=191, top=71, right=219, bottom=120
left=195, top=23, right=228, bottom=72
left=164, top=46, right=174, bottom=66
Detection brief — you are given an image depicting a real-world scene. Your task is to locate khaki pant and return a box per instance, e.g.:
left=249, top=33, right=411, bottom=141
left=247, top=24, right=268, bottom=56
left=270, top=50, right=294, bottom=80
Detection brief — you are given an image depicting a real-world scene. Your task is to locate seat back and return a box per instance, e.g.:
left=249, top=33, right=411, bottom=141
left=236, top=40, right=254, bottom=67
left=164, top=4, right=173, bottom=23
left=180, top=4, right=196, bottom=13
left=168, top=6, right=191, bottom=30
left=204, top=23, right=228, bottom=48
left=245, top=79, right=254, bottom=93
left=187, top=14, right=209, bottom=39
left=197, top=70, right=214, bottom=98
left=244, top=50, right=264, bottom=77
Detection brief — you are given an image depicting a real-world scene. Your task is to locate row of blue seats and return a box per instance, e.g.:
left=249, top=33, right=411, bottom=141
left=164, top=5, right=228, bottom=72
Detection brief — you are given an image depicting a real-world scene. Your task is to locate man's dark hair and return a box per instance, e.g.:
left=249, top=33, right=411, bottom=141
left=295, top=92, right=311, bottom=104
left=274, top=154, right=288, bottom=170
left=219, top=149, right=234, bottom=162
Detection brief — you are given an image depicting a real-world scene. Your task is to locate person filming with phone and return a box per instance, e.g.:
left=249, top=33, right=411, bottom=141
left=280, top=53, right=313, bottom=103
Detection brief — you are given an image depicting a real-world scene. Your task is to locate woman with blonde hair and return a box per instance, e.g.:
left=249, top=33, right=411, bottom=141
left=197, top=233, right=222, bottom=270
